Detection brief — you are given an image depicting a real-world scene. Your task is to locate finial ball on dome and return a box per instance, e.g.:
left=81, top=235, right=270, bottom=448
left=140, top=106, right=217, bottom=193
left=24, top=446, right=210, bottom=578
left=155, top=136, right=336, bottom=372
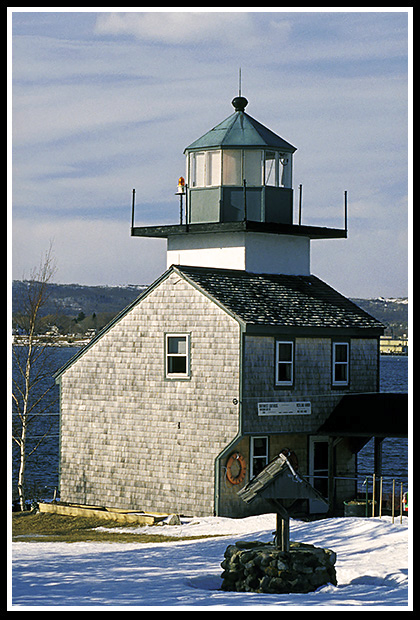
left=231, top=96, right=248, bottom=112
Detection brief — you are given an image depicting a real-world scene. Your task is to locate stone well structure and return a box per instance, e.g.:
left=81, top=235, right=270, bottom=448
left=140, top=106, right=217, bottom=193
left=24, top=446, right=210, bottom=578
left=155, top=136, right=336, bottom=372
left=221, top=540, right=337, bottom=594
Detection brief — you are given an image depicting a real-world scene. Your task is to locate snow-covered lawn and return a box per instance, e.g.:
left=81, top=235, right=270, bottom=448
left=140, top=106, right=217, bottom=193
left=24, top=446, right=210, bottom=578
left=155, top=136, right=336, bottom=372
left=11, top=514, right=410, bottom=609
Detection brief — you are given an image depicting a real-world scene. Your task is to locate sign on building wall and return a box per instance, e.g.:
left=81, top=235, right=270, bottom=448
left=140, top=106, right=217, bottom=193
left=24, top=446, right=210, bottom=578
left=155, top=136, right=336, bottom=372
left=258, top=401, right=311, bottom=416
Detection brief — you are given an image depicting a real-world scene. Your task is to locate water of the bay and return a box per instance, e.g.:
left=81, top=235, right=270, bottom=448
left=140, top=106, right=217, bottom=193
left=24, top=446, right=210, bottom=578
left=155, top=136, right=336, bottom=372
left=11, top=349, right=409, bottom=503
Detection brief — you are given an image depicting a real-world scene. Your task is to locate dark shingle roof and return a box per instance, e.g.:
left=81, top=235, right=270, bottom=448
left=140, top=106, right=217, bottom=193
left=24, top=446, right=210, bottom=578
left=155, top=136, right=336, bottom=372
left=55, top=265, right=384, bottom=379
left=176, top=265, right=384, bottom=332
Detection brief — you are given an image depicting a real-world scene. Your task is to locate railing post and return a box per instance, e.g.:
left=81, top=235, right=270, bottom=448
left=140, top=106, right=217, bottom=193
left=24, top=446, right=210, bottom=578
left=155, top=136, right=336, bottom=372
left=243, top=179, right=247, bottom=222
left=372, top=473, right=376, bottom=517
left=344, top=190, right=348, bottom=233
left=131, top=188, right=136, bottom=229
left=298, top=184, right=302, bottom=225
left=392, top=479, right=395, bottom=524
left=379, top=476, right=383, bottom=518
left=400, top=482, right=403, bottom=524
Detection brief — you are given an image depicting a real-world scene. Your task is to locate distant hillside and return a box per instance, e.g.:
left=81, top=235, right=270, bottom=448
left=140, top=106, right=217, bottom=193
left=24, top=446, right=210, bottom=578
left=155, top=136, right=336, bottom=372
left=351, top=297, right=408, bottom=337
left=12, top=281, right=147, bottom=317
left=12, top=280, right=408, bottom=336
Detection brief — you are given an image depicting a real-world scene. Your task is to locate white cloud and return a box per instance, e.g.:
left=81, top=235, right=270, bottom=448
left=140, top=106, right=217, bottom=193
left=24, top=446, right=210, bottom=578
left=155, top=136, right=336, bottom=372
left=94, top=11, right=280, bottom=50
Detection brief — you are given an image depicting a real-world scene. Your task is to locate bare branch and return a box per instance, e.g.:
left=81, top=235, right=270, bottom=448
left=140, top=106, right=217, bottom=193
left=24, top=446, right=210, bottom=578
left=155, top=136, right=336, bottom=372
left=12, top=243, right=58, bottom=510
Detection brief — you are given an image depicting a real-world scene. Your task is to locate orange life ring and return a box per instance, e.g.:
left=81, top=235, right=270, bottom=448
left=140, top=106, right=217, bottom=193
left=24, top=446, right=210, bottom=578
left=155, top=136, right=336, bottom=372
left=226, top=452, right=246, bottom=485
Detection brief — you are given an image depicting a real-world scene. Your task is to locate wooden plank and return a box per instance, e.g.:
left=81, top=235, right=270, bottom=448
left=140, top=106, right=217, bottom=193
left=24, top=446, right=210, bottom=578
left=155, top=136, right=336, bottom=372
left=38, top=503, right=165, bottom=525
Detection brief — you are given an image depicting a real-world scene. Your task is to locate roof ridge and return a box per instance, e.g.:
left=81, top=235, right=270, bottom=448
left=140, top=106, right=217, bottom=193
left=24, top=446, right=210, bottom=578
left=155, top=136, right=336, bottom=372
left=220, top=111, right=241, bottom=145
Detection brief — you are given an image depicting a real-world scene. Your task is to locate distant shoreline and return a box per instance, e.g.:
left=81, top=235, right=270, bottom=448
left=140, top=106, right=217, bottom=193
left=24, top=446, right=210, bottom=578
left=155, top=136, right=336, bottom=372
left=12, top=335, right=87, bottom=348
left=12, top=335, right=409, bottom=356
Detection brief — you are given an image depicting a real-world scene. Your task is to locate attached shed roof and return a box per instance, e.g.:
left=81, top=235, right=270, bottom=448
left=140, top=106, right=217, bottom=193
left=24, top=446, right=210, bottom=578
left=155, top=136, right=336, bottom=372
left=177, top=265, right=384, bottom=334
left=317, top=393, right=408, bottom=438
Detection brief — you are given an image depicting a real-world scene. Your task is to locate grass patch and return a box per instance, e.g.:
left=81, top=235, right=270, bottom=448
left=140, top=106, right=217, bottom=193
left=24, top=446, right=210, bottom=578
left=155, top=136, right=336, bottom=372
left=12, top=511, right=223, bottom=544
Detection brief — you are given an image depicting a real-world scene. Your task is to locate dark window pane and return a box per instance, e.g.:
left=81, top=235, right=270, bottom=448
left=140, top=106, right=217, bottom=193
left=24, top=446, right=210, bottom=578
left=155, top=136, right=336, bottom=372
left=278, top=343, right=292, bottom=361
left=168, top=337, right=186, bottom=355
left=334, top=363, right=347, bottom=383
left=335, top=344, right=348, bottom=362
left=168, top=356, right=187, bottom=374
left=277, top=363, right=292, bottom=383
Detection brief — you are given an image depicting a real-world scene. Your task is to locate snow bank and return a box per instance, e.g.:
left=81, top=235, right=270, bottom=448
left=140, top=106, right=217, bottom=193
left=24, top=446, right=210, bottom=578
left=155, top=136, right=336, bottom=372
left=11, top=515, right=410, bottom=609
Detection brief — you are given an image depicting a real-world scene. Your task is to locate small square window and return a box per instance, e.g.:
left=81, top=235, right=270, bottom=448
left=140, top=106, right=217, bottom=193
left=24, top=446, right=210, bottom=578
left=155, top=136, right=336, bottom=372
left=251, top=436, right=268, bottom=478
left=332, top=342, right=349, bottom=386
left=166, top=334, right=190, bottom=379
left=275, top=340, right=294, bottom=386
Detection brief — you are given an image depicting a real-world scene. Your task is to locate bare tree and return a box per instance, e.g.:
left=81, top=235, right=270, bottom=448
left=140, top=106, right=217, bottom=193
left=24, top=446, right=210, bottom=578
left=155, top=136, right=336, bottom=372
left=12, top=244, right=57, bottom=511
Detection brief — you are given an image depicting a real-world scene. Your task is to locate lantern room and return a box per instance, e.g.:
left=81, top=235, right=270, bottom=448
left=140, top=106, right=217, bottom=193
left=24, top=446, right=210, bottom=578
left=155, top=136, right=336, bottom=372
left=184, top=96, right=297, bottom=225
left=131, top=93, right=347, bottom=275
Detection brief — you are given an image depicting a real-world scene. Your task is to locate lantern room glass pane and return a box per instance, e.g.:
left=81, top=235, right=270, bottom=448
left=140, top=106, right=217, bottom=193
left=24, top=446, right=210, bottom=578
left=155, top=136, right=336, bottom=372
left=223, top=150, right=242, bottom=185
left=207, top=150, right=221, bottom=186
left=265, top=151, right=277, bottom=186
left=194, top=152, right=206, bottom=187
left=243, top=150, right=262, bottom=186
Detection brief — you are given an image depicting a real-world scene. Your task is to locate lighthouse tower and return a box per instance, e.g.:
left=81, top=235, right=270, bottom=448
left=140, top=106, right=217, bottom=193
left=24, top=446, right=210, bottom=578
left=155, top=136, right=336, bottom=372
left=131, top=96, right=346, bottom=274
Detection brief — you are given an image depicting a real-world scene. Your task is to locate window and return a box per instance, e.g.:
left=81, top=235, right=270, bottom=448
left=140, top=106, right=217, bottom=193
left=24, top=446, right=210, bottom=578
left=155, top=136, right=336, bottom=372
left=207, top=150, right=221, bottom=186
left=223, top=150, right=242, bottom=185
left=251, top=436, right=268, bottom=478
left=189, top=151, right=221, bottom=187
left=166, top=334, right=190, bottom=378
left=243, top=150, right=263, bottom=186
left=332, top=342, right=349, bottom=386
left=264, top=151, right=277, bottom=186
left=275, top=340, right=294, bottom=386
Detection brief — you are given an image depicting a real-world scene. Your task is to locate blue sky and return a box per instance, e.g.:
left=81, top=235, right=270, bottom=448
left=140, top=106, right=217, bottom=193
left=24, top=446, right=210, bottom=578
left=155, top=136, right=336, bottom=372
left=10, top=9, right=411, bottom=297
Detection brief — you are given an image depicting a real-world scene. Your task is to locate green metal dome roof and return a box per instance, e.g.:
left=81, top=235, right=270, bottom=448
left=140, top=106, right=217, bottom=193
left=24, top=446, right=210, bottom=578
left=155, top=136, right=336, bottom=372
left=184, top=97, right=297, bottom=153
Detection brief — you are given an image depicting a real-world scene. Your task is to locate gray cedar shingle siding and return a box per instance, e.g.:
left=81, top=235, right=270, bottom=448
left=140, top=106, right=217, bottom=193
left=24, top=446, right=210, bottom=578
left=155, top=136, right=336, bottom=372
left=57, top=265, right=382, bottom=516
left=241, top=335, right=379, bottom=435
left=58, top=271, right=241, bottom=516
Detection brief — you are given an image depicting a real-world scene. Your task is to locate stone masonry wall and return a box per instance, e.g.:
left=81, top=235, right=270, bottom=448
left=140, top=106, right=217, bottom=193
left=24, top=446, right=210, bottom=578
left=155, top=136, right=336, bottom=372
left=59, top=271, right=241, bottom=517
left=221, top=540, right=337, bottom=594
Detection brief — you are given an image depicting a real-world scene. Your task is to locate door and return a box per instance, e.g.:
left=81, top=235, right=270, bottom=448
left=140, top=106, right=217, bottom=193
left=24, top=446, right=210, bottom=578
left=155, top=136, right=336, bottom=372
left=309, top=436, right=329, bottom=513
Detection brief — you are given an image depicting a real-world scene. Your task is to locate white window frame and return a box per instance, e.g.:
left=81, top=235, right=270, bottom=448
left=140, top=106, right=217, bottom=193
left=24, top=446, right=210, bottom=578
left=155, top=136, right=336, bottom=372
left=243, top=149, right=263, bottom=186
left=207, top=150, right=221, bottom=186
left=264, top=150, right=278, bottom=186
left=165, top=333, right=191, bottom=379
left=222, top=149, right=242, bottom=185
left=250, top=436, right=269, bottom=479
left=275, top=340, right=294, bottom=386
left=332, top=341, right=349, bottom=386
left=189, top=151, right=221, bottom=187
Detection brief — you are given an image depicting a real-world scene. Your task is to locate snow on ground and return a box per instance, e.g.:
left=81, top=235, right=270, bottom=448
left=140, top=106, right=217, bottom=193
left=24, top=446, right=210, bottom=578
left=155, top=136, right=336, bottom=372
left=11, top=514, right=410, bottom=609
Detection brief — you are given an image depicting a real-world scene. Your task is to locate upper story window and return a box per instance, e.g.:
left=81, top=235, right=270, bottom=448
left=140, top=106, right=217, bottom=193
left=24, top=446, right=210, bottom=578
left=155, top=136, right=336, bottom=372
left=275, top=340, right=294, bottom=387
left=332, top=342, right=349, bottom=386
left=165, top=334, right=190, bottom=379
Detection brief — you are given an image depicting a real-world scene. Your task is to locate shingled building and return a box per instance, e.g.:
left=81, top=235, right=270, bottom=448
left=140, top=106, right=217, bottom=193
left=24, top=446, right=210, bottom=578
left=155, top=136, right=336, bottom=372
left=56, top=95, right=405, bottom=518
